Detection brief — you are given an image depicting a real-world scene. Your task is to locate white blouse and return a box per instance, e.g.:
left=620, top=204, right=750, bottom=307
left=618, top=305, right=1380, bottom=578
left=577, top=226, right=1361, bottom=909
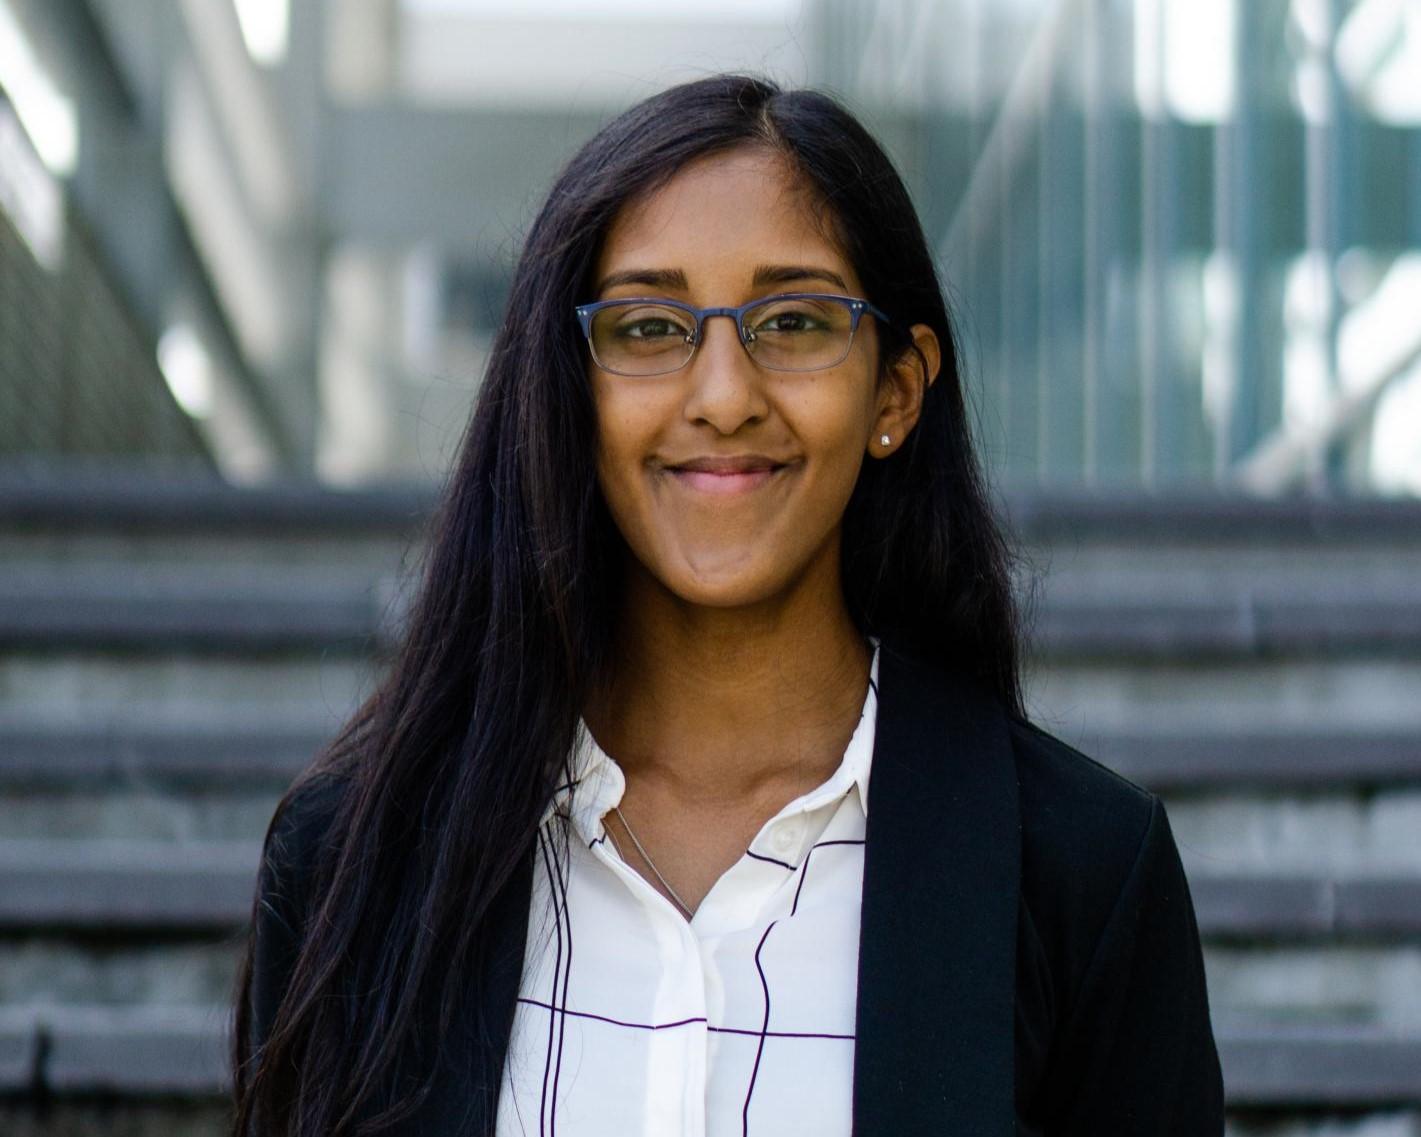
left=495, top=645, right=880, bottom=1137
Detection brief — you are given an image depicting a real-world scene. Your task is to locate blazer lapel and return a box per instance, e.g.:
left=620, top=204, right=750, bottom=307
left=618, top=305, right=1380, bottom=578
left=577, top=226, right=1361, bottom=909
left=853, top=641, right=1022, bottom=1135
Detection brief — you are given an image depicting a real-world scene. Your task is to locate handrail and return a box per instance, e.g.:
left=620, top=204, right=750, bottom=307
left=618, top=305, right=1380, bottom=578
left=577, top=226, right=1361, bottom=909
left=1235, top=329, right=1421, bottom=494
left=936, top=0, right=1081, bottom=269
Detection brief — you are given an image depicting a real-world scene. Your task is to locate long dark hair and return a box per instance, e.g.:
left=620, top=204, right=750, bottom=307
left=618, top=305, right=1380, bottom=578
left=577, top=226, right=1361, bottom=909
left=231, top=72, right=1023, bottom=1136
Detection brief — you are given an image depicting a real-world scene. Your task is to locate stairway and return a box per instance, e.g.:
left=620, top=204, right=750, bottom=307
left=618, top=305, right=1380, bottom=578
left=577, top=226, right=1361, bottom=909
left=1, top=469, right=1419, bottom=1134
left=1010, top=495, right=1421, bottom=1128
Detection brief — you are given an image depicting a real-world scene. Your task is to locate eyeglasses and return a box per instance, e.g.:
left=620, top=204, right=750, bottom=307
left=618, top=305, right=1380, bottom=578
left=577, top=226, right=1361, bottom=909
left=573, top=292, right=891, bottom=377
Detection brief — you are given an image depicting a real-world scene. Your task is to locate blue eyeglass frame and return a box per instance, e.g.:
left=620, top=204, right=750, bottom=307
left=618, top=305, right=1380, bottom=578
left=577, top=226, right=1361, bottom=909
left=573, top=291, right=892, bottom=375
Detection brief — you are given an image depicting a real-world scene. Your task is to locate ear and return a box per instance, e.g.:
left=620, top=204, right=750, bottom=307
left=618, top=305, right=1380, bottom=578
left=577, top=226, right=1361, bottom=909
left=870, top=323, right=941, bottom=458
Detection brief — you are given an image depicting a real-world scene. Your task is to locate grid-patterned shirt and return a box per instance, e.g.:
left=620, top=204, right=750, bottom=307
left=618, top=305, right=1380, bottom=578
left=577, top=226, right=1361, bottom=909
left=495, top=645, right=880, bottom=1137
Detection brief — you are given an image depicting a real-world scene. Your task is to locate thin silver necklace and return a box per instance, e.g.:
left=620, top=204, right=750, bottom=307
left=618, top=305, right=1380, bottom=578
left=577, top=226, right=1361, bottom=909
left=608, top=805, right=694, bottom=919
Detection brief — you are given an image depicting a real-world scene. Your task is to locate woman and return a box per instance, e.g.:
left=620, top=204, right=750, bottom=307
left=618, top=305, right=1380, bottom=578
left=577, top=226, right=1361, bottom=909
left=232, top=74, right=1224, bottom=1136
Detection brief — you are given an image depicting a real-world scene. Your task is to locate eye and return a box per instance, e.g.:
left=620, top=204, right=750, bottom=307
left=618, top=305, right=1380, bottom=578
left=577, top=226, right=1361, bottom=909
left=746, top=299, right=840, bottom=336
left=610, top=306, right=693, bottom=341
left=761, top=311, right=815, bottom=333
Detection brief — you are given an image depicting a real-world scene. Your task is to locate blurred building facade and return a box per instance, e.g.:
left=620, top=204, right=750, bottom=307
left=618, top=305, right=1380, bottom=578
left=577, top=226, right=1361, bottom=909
left=2, top=0, right=1418, bottom=492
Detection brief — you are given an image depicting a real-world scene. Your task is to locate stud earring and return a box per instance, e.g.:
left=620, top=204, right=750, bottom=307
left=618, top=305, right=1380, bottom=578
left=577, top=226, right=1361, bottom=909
left=880, top=434, right=891, bottom=446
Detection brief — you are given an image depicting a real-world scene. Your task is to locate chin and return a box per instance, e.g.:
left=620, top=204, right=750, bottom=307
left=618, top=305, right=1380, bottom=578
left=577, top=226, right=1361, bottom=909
left=669, top=581, right=780, bottom=610
left=656, top=552, right=794, bottom=611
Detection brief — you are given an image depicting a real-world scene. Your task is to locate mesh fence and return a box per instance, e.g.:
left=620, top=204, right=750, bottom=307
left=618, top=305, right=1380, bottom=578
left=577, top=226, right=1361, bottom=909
left=0, top=199, right=213, bottom=467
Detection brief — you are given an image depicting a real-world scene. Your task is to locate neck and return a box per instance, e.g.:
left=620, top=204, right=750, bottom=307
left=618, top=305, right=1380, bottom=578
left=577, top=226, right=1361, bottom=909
left=583, top=553, right=873, bottom=805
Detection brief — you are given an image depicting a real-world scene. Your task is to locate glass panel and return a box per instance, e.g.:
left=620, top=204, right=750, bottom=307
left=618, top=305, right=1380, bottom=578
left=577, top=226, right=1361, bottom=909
left=809, top=0, right=1421, bottom=494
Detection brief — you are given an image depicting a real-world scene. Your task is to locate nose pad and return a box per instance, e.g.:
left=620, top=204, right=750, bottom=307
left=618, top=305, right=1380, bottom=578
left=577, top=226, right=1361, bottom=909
left=682, top=314, right=769, bottom=431
left=692, top=313, right=752, bottom=362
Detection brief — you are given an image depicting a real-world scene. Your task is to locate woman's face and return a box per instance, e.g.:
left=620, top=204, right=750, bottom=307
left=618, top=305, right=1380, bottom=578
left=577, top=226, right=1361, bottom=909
left=587, top=145, right=936, bottom=611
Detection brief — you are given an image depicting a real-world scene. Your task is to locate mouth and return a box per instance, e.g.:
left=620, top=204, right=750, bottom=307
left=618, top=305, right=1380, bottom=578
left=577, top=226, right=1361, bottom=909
left=661, top=455, right=792, bottom=496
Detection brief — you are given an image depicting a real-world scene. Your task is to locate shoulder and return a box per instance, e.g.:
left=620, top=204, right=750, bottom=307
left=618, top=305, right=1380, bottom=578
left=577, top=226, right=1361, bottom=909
left=244, top=770, right=352, bottom=1060
left=255, top=770, right=352, bottom=933
left=1004, top=713, right=1174, bottom=997
left=1007, top=714, right=1159, bottom=887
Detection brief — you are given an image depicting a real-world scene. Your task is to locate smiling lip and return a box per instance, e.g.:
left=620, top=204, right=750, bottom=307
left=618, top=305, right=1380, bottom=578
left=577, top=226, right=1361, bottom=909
left=662, top=455, right=790, bottom=495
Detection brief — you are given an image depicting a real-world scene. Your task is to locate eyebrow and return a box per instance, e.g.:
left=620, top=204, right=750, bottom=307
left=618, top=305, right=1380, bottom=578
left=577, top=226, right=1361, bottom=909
left=594, top=263, right=850, bottom=296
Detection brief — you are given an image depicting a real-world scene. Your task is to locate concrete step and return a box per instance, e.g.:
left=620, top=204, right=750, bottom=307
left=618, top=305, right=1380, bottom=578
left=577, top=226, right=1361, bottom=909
left=0, top=841, right=260, bottom=929
left=0, top=839, right=1416, bottom=940
left=0, top=652, right=376, bottom=720
left=0, top=530, right=417, bottom=576
left=0, top=463, right=426, bottom=542
left=1218, top=1022, right=1421, bottom=1106
left=1, top=1002, right=1418, bottom=1106
left=5, top=570, right=1421, bottom=658
left=0, top=790, right=282, bottom=841
left=1, top=652, right=1412, bottom=729
left=1188, top=871, right=1421, bottom=940
left=0, top=721, right=330, bottom=788
left=12, top=940, right=1414, bottom=1036
left=1032, top=594, right=1421, bottom=659
left=0, top=568, right=408, bottom=651
left=1004, top=490, right=1421, bottom=544
left=1026, top=658, right=1421, bottom=735
left=1027, top=544, right=1421, bottom=597
left=5, top=782, right=1421, bottom=872
left=1166, top=790, right=1421, bottom=873
left=1088, top=725, right=1421, bottom=791
left=3, top=720, right=1416, bottom=792
left=1205, top=945, right=1421, bottom=1032
left=4, top=939, right=1416, bottom=1035
left=0, top=939, right=239, bottom=1007
left=0, top=1004, right=229, bottom=1095
left=8, top=471, right=1421, bottom=558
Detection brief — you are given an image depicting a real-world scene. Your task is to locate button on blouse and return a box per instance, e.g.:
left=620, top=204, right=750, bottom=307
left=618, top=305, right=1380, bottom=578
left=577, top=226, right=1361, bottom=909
left=495, top=644, right=880, bottom=1136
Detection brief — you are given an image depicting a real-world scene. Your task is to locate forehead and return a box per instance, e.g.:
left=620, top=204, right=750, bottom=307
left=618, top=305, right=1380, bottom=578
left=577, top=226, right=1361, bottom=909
left=593, top=147, right=856, bottom=288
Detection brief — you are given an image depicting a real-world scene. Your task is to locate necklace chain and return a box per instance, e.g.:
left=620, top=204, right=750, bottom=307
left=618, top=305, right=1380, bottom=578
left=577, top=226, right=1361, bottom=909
left=609, top=805, right=694, bottom=919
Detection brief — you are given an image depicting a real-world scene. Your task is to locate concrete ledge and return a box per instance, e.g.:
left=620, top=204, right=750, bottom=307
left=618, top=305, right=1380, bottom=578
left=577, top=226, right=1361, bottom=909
left=1091, top=726, right=1421, bottom=790
left=1, top=1005, right=1419, bottom=1104
left=3, top=722, right=1415, bottom=792
left=5, top=468, right=1421, bottom=543
left=1218, top=1022, right=1421, bottom=1104
left=1004, top=490, right=1421, bottom=542
left=5, top=579, right=1421, bottom=657
left=1190, top=874, right=1421, bottom=939
left=0, top=722, right=329, bottom=786
left=3, top=841, right=1420, bottom=940
left=0, top=1008, right=37, bottom=1091
left=0, top=581, right=397, bottom=651
left=45, top=1006, right=230, bottom=1095
left=0, top=841, right=261, bottom=929
left=0, top=1006, right=228, bottom=1094
left=1037, top=596, right=1421, bottom=658
left=0, top=465, right=434, bottom=533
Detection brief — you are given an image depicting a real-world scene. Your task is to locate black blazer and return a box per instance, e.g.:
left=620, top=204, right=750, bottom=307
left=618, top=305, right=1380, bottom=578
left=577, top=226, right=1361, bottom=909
left=249, top=641, right=1226, bottom=1134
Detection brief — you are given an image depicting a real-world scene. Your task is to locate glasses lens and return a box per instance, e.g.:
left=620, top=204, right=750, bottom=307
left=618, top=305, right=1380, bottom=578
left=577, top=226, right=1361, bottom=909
left=589, top=302, right=696, bottom=375
left=742, top=296, right=854, bottom=371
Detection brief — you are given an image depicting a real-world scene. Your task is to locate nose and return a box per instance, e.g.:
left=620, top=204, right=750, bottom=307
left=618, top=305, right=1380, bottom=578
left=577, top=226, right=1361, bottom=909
left=682, top=313, right=770, bottom=435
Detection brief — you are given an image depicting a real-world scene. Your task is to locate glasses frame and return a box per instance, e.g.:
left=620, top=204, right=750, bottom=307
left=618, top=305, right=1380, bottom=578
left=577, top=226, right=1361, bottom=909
left=573, top=291, right=893, bottom=377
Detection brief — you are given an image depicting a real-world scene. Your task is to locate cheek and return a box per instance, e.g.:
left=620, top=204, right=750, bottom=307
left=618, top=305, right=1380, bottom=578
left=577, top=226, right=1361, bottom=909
left=781, top=376, right=876, bottom=473
left=788, top=383, right=880, bottom=530
left=591, top=384, right=661, bottom=527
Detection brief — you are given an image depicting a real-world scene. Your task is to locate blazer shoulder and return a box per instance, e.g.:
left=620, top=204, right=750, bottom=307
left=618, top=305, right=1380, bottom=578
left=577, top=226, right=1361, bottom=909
left=256, top=770, right=351, bottom=934
left=1004, top=716, right=1225, bottom=1129
left=1008, top=714, right=1157, bottom=864
left=1006, top=715, right=1164, bottom=991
